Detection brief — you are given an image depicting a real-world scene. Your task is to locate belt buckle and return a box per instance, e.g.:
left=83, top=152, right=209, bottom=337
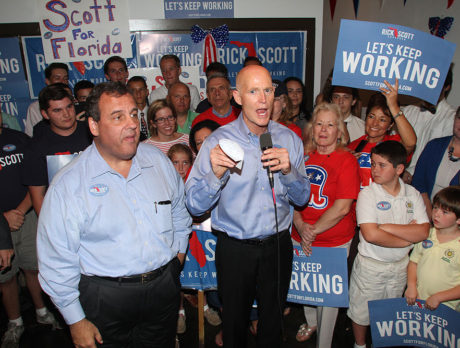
left=141, top=273, right=148, bottom=284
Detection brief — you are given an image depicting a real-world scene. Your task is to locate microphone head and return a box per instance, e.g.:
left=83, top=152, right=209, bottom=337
left=260, top=132, right=273, bottom=151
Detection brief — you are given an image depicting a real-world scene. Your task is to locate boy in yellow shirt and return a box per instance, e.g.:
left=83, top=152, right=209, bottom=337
left=405, top=186, right=460, bottom=312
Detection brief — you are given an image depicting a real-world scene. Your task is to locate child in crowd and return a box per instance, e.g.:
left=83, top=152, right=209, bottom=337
left=348, top=140, right=430, bottom=348
left=167, top=144, right=193, bottom=181
left=166, top=143, right=222, bottom=339
left=405, top=186, right=460, bottom=312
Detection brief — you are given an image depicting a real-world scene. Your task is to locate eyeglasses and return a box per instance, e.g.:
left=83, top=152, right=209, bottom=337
left=154, top=115, right=176, bottom=124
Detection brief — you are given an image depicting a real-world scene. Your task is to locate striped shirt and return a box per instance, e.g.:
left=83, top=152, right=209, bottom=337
left=144, top=133, right=190, bottom=155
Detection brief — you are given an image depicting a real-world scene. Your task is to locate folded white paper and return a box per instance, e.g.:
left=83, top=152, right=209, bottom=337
left=219, top=139, right=244, bottom=169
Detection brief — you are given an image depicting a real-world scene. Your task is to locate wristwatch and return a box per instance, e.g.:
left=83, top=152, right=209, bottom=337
left=393, top=110, right=403, bottom=119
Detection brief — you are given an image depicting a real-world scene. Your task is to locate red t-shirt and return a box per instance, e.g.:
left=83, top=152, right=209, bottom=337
left=292, top=149, right=360, bottom=247
left=347, top=134, right=401, bottom=189
left=191, top=105, right=240, bottom=128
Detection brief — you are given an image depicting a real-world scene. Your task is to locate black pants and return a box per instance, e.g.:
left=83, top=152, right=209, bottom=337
left=79, top=258, right=181, bottom=348
left=215, top=230, right=293, bottom=348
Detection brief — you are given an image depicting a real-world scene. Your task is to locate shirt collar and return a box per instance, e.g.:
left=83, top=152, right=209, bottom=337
left=87, top=142, right=153, bottom=180
left=234, top=112, right=274, bottom=145
left=375, top=177, right=407, bottom=198
left=212, top=105, right=232, bottom=118
left=139, top=105, right=148, bottom=115
left=344, top=114, right=355, bottom=122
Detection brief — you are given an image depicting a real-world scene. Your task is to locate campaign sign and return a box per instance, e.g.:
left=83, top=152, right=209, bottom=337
left=22, top=35, right=137, bottom=99
left=0, top=38, right=32, bottom=130
left=138, top=31, right=305, bottom=99
left=38, top=0, right=132, bottom=63
left=164, top=0, right=234, bottom=19
left=333, top=19, right=456, bottom=105
left=369, top=298, right=460, bottom=348
left=287, top=246, right=349, bottom=307
left=180, top=229, right=218, bottom=290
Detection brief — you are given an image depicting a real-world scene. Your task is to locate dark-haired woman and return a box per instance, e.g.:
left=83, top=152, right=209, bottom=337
left=348, top=79, right=416, bottom=188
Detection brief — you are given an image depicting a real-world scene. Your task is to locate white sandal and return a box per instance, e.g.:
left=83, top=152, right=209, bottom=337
left=296, top=323, right=317, bottom=342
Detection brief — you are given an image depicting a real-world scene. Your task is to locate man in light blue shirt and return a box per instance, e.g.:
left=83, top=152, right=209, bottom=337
left=186, top=65, right=310, bottom=347
left=37, top=82, right=192, bottom=348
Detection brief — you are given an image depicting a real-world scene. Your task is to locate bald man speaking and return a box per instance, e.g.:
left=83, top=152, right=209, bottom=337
left=186, top=66, right=310, bottom=347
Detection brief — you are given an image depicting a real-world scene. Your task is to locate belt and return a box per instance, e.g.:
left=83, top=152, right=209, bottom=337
left=95, top=258, right=176, bottom=284
left=218, top=229, right=290, bottom=246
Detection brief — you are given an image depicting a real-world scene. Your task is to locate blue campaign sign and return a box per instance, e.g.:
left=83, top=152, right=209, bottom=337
left=181, top=235, right=349, bottom=307
left=0, top=38, right=28, bottom=85
left=138, top=31, right=305, bottom=92
left=0, top=38, right=32, bottom=130
left=369, top=298, right=460, bottom=348
left=287, top=246, right=349, bottom=307
left=180, top=229, right=218, bottom=290
left=164, top=0, right=234, bottom=19
left=22, top=34, right=138, bottom=99
left=333, top=19, right=456, bottom=105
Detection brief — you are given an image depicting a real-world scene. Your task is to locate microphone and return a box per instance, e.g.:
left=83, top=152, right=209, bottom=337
left=260, top=132, right=274, bottom=188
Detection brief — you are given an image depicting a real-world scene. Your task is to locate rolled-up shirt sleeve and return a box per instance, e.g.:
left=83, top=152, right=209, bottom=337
left=279, top=139, right=310, bottom=207
left=185, top=137, right=230, bottom=216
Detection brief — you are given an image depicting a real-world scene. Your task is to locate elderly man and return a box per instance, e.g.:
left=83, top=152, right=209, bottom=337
left=186, top=66, right=310, bottom=347
left=167, top=82, right=198, bottom=134
left=191, top=74, right=240, bottom=128
left=149, top=55, right=200, bottom=111
left=37, top=82, right=192, bottom=348
left=195, top=62, right=241, bottom=113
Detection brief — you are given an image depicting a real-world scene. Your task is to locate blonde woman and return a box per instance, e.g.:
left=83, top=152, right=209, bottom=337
left=292, top=103, right=360, bottom=347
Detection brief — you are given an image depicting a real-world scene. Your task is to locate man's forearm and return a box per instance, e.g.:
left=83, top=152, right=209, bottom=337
left=29, top=185, right=46, bottom=216
left=16, top=192, right=33, bottom=214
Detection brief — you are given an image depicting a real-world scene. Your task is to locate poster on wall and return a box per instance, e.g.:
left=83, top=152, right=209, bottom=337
left=333, top=19, right=456, bottom=105
left=138, top=31, right=305, bottom=99
left=164, top=0, right=234, bottom=19
left=38, top=0, right=132, bottom=63
left=22, top=35, right=138, bottom=99
left=0, top=38, right=32, bottom=131
left=20, top=30, right=305, bottom=105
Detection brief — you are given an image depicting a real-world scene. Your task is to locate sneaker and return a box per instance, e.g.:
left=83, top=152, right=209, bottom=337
left=204, top=307, right=222, bottom=326
left=177, top=313, right=186, bottom=334
left=1, top=322, right=24, bottom=348
left=36, top=311, right=62, bottom=330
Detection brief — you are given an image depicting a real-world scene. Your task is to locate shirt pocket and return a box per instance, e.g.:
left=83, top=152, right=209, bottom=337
left=153, top=199, right=173, bottom=234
